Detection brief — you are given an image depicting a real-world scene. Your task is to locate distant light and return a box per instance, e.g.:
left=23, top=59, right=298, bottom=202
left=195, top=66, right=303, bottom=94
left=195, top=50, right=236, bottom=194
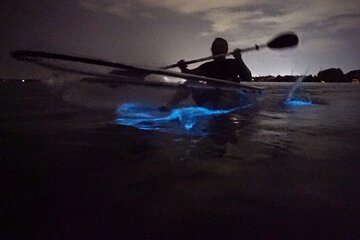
left=22, top=79, right=25, bottom=83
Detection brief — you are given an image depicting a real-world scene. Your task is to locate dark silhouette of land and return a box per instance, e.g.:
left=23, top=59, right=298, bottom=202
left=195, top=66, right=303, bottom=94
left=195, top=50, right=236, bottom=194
left=253, top=68, right=360, bottom=83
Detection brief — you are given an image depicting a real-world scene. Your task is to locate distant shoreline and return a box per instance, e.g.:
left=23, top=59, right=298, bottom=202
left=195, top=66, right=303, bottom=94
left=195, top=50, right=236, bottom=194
left=252, top=68, right=360, bottom=83
left=1, top=68, right=359, bottom=83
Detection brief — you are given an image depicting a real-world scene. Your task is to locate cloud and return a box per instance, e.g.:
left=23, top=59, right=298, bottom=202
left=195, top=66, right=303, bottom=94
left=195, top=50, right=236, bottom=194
left=141, top=0, right=252, bottom=14
left=203, top=9, right=266, bottom=33
left=77, top=0, right=360, bottom=40
left=143, top=0, right=359, bottom=36
left=78, top=0, right=140, bottom=18
left=78, top=0, right=158, bottom=19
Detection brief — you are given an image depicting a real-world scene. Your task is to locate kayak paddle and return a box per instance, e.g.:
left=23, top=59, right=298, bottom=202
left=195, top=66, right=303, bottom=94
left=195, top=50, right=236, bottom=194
left=161, top=32, right=299, bottom=69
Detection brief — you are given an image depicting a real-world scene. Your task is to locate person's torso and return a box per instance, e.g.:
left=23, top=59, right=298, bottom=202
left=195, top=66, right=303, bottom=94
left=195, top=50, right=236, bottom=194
left=191, top=59, right=243, bottom=107
left=197, top=59, right=241, bottom=82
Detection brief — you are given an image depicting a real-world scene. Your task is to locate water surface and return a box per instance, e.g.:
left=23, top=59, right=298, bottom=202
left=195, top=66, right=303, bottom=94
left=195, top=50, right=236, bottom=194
left=1, top=81, right=359, bottom=239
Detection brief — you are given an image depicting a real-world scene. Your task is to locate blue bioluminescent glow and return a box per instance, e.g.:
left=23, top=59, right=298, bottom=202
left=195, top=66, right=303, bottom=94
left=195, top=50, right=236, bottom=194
left=284, top=75, right=314, bottom=108
left=115, top=102, right=253, bottom=135
left=283, top=99, right=314, bottom=108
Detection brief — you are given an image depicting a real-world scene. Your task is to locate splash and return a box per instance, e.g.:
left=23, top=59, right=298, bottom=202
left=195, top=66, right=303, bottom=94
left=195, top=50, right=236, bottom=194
left=284, top=76, right=313, bottom=108
left=115, top=102, right=253, bottom=135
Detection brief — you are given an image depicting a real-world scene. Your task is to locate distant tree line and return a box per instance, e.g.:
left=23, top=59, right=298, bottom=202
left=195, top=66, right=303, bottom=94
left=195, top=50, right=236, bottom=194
left=253, top=68, right=360, bottom=82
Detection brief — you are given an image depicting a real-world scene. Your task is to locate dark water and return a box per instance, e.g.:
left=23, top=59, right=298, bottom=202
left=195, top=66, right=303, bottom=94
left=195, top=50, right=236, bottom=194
left=1, top=80, right=360, bottom=240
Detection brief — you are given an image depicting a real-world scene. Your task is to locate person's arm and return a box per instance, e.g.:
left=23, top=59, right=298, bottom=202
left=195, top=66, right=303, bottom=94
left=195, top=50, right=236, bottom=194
left=177, top=59, right=202, bottom=75
left=233, top=49, right=252, bottom=82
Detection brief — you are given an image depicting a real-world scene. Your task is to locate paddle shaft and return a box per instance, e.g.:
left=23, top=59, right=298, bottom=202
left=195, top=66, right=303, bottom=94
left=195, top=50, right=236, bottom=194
left=161, top=32, right=299, bottom=69
left=161, top=44, right=266, bottom=69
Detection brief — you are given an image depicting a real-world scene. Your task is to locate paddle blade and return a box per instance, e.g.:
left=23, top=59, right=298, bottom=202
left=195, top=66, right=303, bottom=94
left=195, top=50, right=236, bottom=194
left=267, top=32, right=299, bottom=49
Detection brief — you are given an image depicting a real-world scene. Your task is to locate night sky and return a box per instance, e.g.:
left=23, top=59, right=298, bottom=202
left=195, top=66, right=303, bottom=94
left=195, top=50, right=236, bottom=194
left=1, top=0, right=359, bottom=78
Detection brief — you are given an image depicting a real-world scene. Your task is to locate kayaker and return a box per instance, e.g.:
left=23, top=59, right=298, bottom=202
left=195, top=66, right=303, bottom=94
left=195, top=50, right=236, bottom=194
left=160, top=37, right=252, bottom=111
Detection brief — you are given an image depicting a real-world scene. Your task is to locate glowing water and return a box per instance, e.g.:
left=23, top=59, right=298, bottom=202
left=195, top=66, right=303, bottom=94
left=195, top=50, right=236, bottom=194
left=283, top=99, right=313, bottom=108
left=116, top=102, right=253, bottom=135
left=283, top=76, right=313, bottom=108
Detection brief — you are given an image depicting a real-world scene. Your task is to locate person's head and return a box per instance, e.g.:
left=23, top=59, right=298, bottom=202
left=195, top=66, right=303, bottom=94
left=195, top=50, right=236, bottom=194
left=211, top=37, right=228, bottom=56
